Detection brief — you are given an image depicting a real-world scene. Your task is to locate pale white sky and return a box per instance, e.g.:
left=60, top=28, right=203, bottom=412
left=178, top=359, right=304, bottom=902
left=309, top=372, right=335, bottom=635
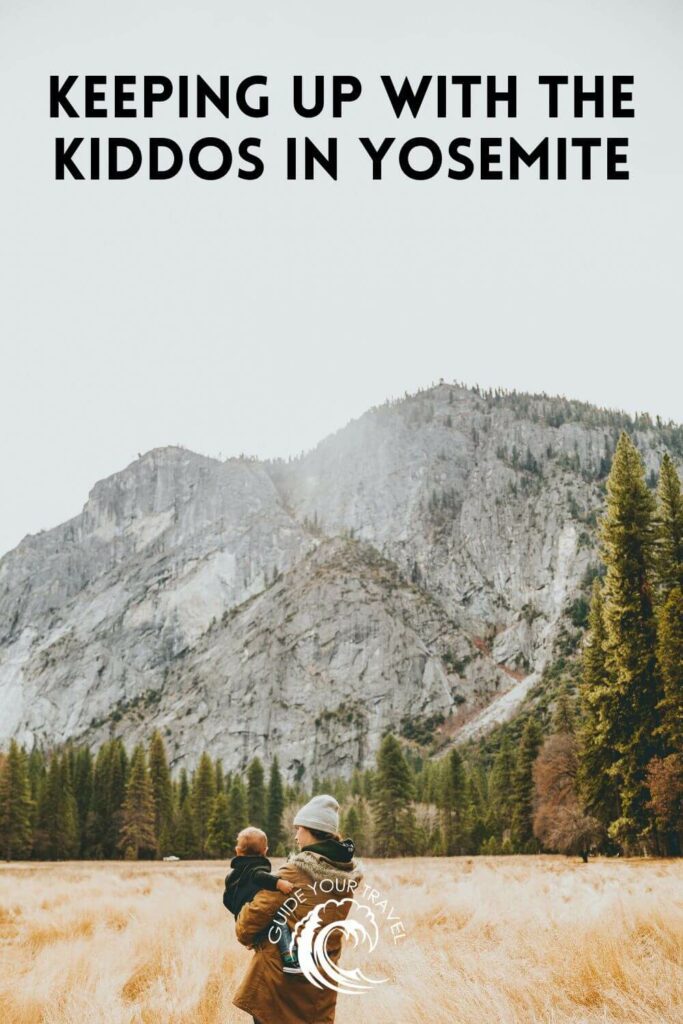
left=0, top=0, right=681, bottom=557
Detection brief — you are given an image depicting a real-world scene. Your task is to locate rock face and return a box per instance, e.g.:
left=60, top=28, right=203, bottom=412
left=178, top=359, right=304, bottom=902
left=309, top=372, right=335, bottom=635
left=95, top=540, right=506, bottom=781
left=0, top=384, right=678, bottom=778
left=0, top=449, right=312, bottom=751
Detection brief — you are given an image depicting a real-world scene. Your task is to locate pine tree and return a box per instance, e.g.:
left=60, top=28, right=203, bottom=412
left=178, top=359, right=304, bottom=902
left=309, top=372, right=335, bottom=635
left=108, top=740, right=129, bottom=857
left=88, top=742, right=114, bottom=857
left=214, top=758, right=225, bottom=795
left=656, top=587, right=683, bottom=753
left=178, top=768, right=190, bottom=805
left=207, top=791, right=232, bottom=858
left=361, top=768, right=376, bottom=801
left=266, top=758, right=285, bottom=855
left=653, top=453, right=683, bottom=594
left=228, top=776, right=248, bottom=844
left=0, top=741, right=33, bottom=860
left=342, top=804, right=361, bottom=848
left=441, top=749, right=466, bottom=855
left=600, top=433, right=661, bottom=849
left=86, top=744, right=108, bottom=858
left=578, top=579, right=621, bottom=828
left=87, top=739, right=128, bottom=858
left=425, top=762, right=445, bottom=807
left=652, top=455, right=683, bottom=756
left=510, top=718, right=542, bottom=851
left=192, top=753, right=217, bottom=857
left=372, top=734, right=416, bottom=856
left=175, top=795, right=197, bottom=859
left=27, top=747, right=45, bottom=834
left=35, top=753, right=79, bottom=859
left=490, top=732, right=515, bottom=839
left=148, top=731, right=173, bottom=852
left=118, top=746, right=156, bottom=859
left=59, top=751, right=81, bottom=857
left=350, top=797, right=372, bottom=854
left=553, top=689, right=575, bottom=734
left=247, top=758, right=267, bottom=828
left=72, top=747, right=93, bottom=854
left=463, top=769, right=487, bottom=854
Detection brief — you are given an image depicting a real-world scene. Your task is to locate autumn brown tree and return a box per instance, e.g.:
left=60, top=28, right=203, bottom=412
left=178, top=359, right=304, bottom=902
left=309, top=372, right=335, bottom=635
left=534, top=732, right=604, bottom=862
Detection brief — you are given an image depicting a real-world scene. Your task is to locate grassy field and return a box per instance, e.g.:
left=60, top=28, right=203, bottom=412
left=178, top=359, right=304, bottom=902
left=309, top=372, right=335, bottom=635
left=0, top=856, right=680, bottom=1024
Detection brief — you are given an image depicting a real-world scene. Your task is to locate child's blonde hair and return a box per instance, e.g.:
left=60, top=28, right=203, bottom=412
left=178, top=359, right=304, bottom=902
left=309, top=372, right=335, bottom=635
left=236, top=826, right=268, bottom=855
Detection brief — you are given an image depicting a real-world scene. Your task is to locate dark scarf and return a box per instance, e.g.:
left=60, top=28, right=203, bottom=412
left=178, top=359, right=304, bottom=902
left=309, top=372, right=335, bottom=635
left=302, top=837, right=355, bottom=863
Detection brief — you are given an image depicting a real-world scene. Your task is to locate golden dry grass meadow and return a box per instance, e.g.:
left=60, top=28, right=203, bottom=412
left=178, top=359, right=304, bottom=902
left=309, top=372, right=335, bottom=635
left=0, top=856, right=680, bottom=1024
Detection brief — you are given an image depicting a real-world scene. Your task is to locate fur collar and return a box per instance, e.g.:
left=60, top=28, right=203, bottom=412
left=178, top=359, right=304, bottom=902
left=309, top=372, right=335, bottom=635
left=287, top=849, right=365, bottom=886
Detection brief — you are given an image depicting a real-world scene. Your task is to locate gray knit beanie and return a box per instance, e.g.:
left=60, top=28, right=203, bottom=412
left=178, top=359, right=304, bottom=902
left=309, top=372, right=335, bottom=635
left=293, top=793, right=340, bottom=834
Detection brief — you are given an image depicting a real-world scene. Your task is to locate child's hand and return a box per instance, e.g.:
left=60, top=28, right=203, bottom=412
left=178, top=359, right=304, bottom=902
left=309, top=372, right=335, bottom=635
left=277, top=878, right=295, bottom=894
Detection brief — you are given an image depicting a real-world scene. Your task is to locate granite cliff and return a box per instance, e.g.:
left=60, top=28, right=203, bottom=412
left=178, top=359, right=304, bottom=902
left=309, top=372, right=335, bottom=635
left=0, top=383, right=678, bottom=778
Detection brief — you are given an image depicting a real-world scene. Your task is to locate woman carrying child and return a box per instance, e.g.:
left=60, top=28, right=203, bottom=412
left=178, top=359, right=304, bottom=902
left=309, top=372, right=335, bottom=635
left=231, top=793, right=363, bottom=1024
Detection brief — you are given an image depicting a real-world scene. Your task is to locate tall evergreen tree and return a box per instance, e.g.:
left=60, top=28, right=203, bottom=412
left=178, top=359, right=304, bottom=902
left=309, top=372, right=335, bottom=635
left=463, top=768, right=488, bottom=854
left=27, top=747, right=45, bottom=834
left=600, top=433, right=661, bottom=848
left=350, top=769, right=364, bottom=798
left=0, top=741, right=33, bottom=860
left=192, top=752, right=217, bottom=857
left=578, top=579, right=621, bottom=828
left=553, top=689, right=575, bottom=734
left=207, top=791, right=232, bottom=858
left=653, top=455, right=683, bottom=756
left=174, top=794, right=197, bottom=859
left=346, top=797, right=371, bottom=854
left=656, top=587, right=683, bottom=753
left=87, top=739, right=128, bottom=858
left=228, top=776, right=249, bottom=844
left=214, top=758, right=225, bottom=795
left=178, top=768, right=190, bottom=805
left=490, top=732, right=515, bottom=839
left=441, top=748, right=466, bottom=855
left=266, top=758, right=285, bottom=855
left=653, top=453, right=683, bottom=594
left=247, top=758, right=267, bottom=828
left=372, top=734, right=416, bottom=856
left=86, top=743, right=109, bottom=858
left=58, top=751, right=80, bottom=858
left=88, top=742, right=114, bottom=857
left=420, top=761, right=441, bottom=806
left=343, top=804, right=361, bottom=847
left=148, top=731, right=173, bottom=852
left=361, top=768, right=376, bottom=801
left=72, top=747, right=93, bottom=853
left=510, top=717, right=542, bottom=851
left=35, top=753, right=79, bottom=859
left=118, top=745, right=156, bottom=859
left=108, top=740, right=129, bottom=856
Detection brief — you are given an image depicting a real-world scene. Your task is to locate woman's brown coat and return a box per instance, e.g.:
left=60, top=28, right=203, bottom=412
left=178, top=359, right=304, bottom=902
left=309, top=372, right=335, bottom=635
left=233, top=849, right=364, bottom=1024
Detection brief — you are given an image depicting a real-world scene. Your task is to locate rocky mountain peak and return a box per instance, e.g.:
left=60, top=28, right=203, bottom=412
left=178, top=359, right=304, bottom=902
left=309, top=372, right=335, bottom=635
left=0, top=384, right=680, bottom=777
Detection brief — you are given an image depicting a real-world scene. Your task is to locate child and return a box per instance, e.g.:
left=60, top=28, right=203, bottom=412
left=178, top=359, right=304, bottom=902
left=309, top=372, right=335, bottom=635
left=222, top=825, right=302, bottom=974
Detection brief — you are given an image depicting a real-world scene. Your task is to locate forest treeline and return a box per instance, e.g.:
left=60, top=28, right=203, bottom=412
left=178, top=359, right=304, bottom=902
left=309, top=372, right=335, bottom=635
left=0, top=435, right=680, bottom=860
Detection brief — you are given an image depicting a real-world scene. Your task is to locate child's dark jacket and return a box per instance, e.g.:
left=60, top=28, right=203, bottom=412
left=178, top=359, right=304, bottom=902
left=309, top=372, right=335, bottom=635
left=223, top=855, right=281, bottom=917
